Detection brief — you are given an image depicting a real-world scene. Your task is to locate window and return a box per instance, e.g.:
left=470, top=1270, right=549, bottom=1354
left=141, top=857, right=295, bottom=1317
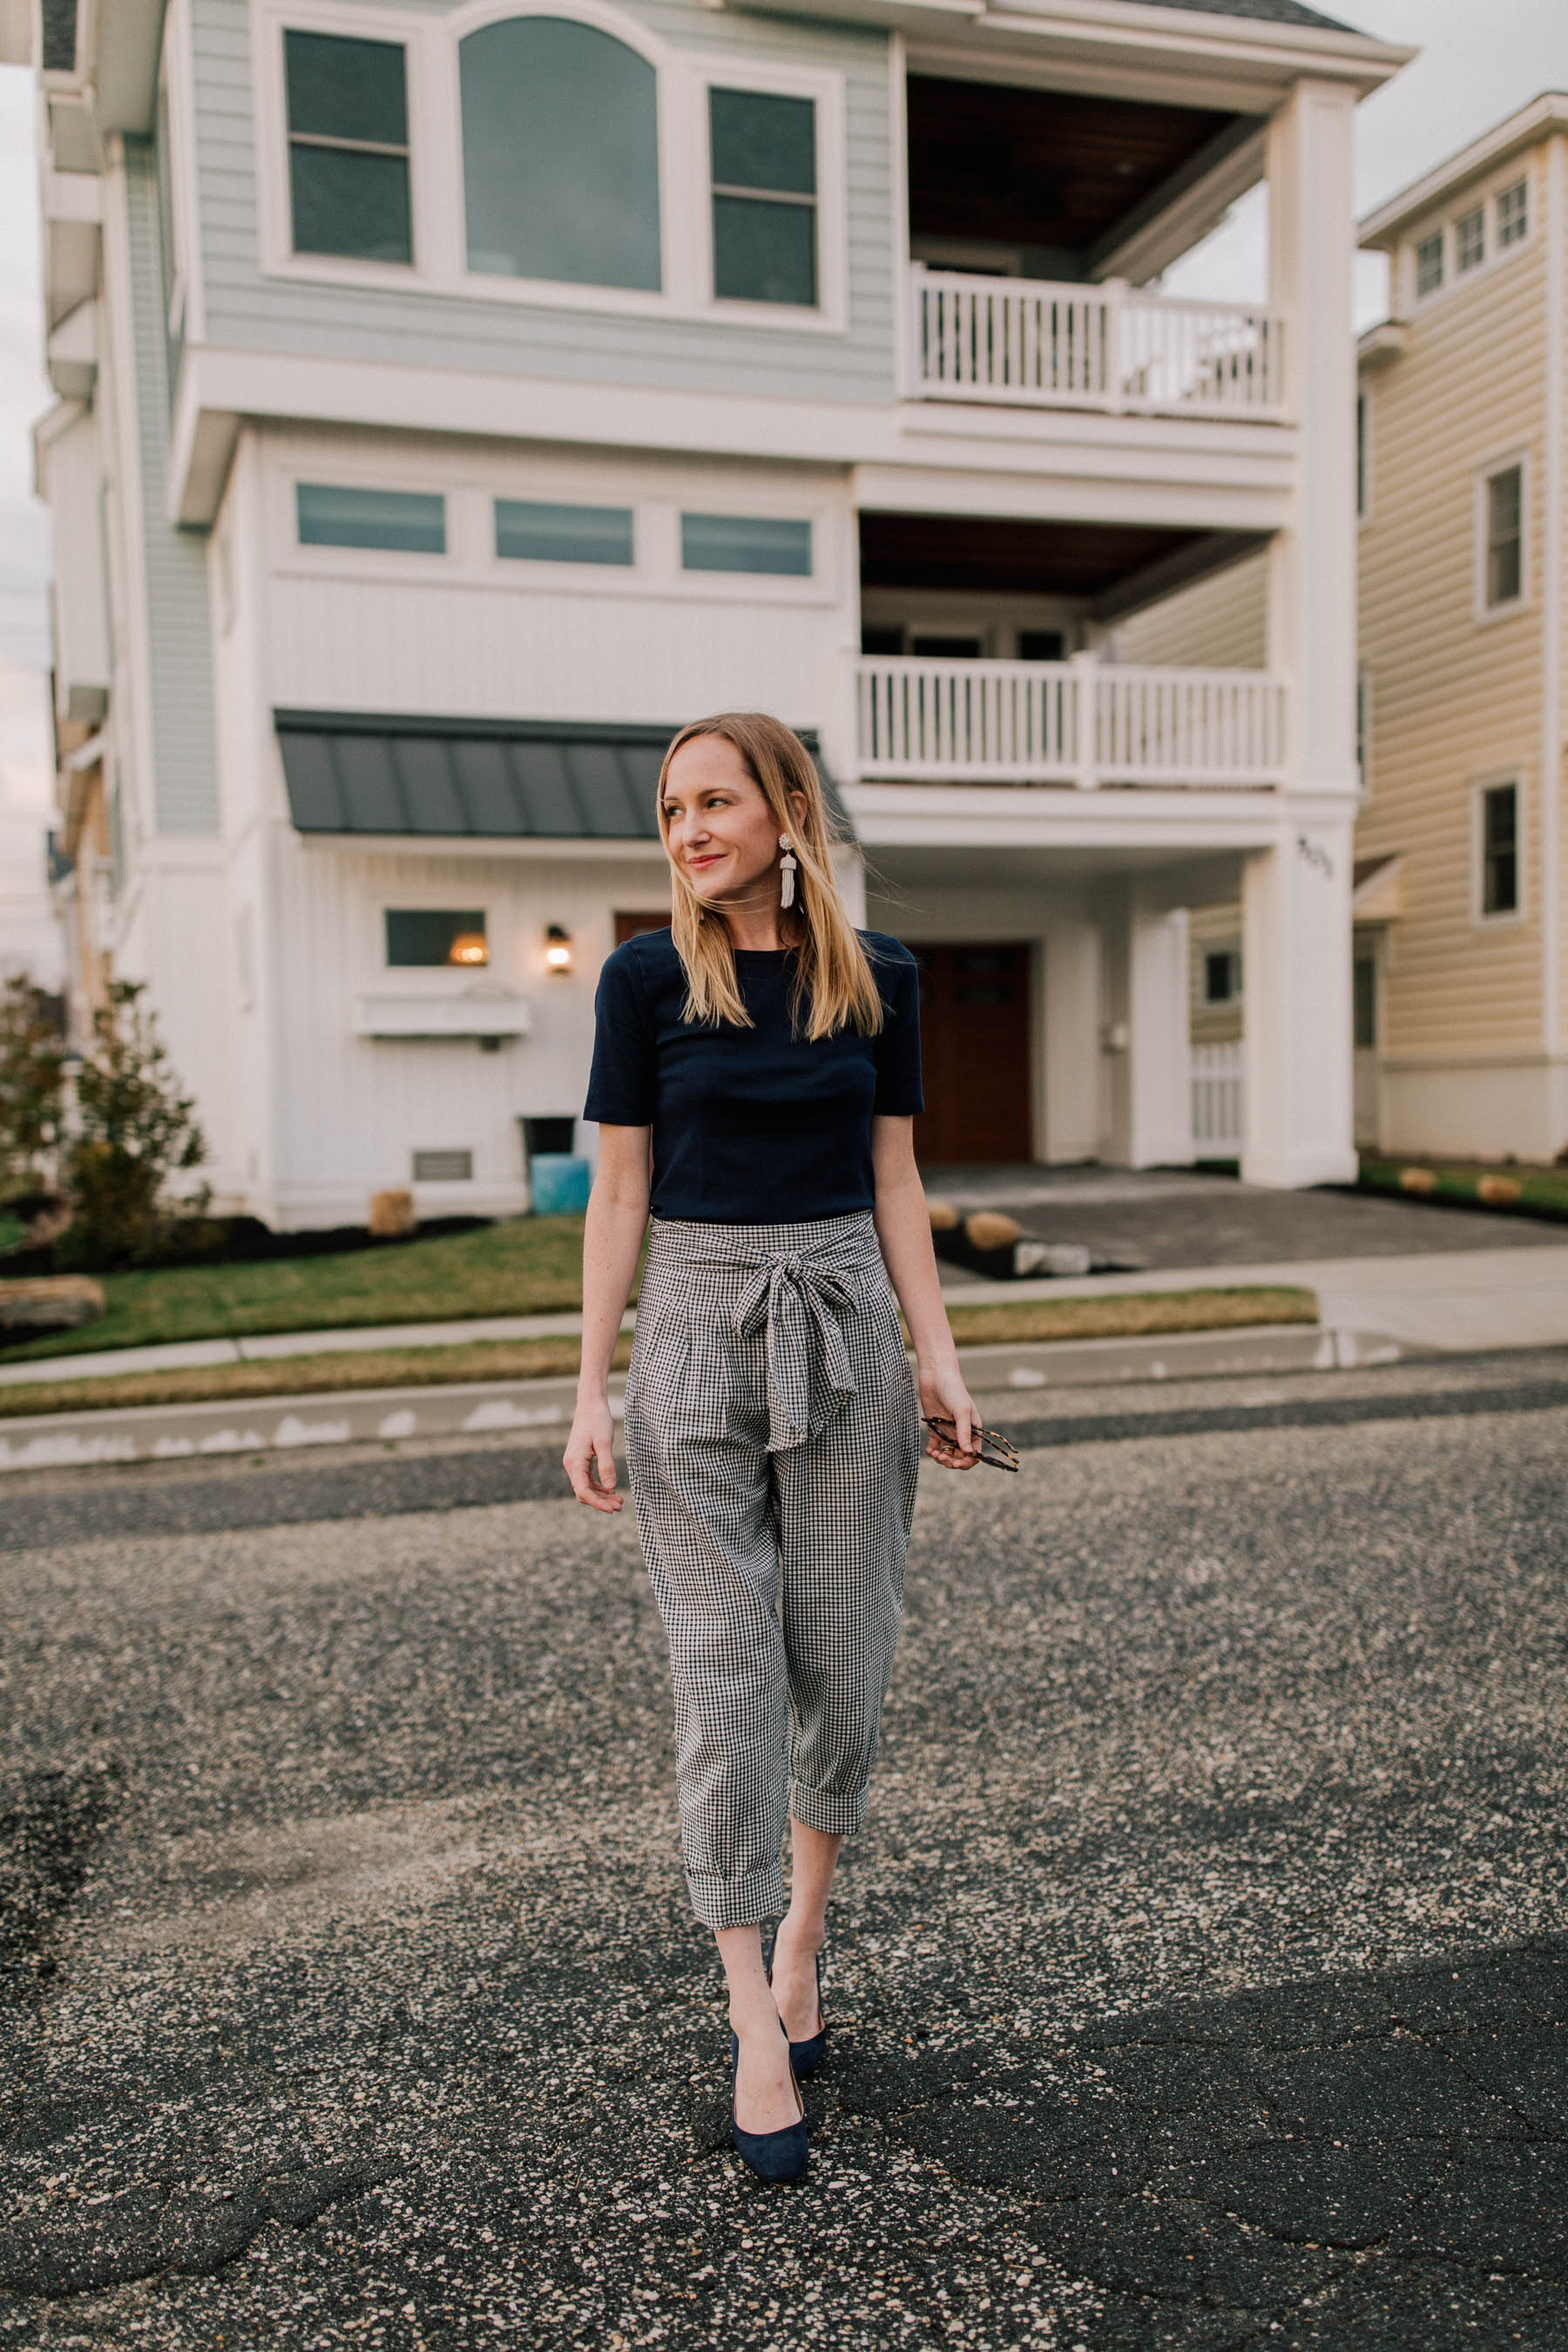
left=861, top=625, right=903, bottom=656
left=285, top=30, right=411, bottom=265
left=1356, top=390, right=1368, bottom=518
left=495, top=500, right=634, bottom=565
left=413, top=1149, right=473, bottom=1182
left=1204, top=949, right=1241, bottom=1007
left=1018, top=631, right=1066, bottom=662
left=680, top=513, right=811, bottom=576
left=1415, top=232, right=1444, bottom=297
left=910, top=632, right=982, bottom=659
left=1497, top=178, right=1530, bottom=248
left=297, top=484, right=445, bottom=554
left=1456, top=205, right=1485, bottom=273
left=386, top=910, right=488, bottom=967
left=1480, top=783, right=1519, bottom=918
left=709, top=88, right=816, bottom=307
left=1484, top=464, right=1524, bottom=609
left=1353, top=956, right=1377, bottom=1051
left=459, top=17, right=659, bottom=290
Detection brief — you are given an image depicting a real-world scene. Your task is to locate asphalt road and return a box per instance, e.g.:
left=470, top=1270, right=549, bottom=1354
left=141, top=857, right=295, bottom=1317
left=1, top=1356, right=1565, bottom=2349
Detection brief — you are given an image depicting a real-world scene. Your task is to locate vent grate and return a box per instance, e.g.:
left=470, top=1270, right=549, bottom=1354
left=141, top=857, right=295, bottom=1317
left=412, top=1149, right=473, bottom=1183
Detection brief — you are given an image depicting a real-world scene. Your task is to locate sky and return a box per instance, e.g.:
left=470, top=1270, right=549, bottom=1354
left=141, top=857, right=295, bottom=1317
left=3, top=0, right=1568, bottom=976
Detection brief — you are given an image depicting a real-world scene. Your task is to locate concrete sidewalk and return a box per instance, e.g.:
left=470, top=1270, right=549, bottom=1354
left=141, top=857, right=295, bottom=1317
left=4, top=1241, right=1568, bottom=1393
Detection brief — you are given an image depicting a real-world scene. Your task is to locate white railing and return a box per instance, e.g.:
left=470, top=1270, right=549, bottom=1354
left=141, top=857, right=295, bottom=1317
left=855, top=653, right=1287, bottom=790
left=910, top=267, right=1287, bottom=419
left=1192, top=1040, right=1245, bottom=1156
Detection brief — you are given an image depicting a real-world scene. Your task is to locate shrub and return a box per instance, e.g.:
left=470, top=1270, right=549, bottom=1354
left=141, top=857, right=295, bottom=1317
left=57, top=982, right=210, bottom=1270
left=0, top=977, right=65, bottom=1202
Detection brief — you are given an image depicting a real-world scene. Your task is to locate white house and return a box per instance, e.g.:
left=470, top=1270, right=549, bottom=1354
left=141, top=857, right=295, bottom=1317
left=11, top=0, right=1409, bottom=1227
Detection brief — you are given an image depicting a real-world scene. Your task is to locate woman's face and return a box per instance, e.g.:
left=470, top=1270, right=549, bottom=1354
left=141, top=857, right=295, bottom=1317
left=662, top=734, right=798, bottom=910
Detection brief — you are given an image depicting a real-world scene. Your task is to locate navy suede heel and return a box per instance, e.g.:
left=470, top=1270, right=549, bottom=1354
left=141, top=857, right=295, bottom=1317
left=730, top=2031, right=808, bottom=2183
left=766, top=1936, right=828, bottom=2080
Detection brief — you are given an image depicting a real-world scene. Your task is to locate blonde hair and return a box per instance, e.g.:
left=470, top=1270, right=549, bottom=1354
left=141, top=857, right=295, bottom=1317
left=657, top=713, right=884, bottom=1042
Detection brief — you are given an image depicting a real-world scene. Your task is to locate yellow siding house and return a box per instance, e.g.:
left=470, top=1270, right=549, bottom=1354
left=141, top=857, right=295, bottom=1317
left=1127, top=93, right=1568, bottom=1166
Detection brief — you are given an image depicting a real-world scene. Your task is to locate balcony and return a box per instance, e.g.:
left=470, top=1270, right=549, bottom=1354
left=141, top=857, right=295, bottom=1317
left=855, top=653, right=1287, bottom=791
left=909, top=267, right=1287, bottom=422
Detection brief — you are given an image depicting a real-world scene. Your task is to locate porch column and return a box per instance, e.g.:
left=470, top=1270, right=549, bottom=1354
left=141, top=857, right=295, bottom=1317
left=1267, top=78, right=1359, bottom=797
left=1104, top=886, right=1193, bottom=1169
left=1241, top=809, right=1358, bottom=1187
left=1253, top=79, right=1359, bottom=1186
left=1042, top=923, right=1100, bottom=1162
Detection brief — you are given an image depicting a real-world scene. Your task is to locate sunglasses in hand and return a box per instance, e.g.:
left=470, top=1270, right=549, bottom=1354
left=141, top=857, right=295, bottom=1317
left=923, top=1415, right=1021, bottom=1472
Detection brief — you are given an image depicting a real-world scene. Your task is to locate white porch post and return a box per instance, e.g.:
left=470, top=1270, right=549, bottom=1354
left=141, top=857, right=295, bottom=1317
left=1104, top=886, right=1193, bottom=1169
left=1042, top=923, right=1101, bottom=1162
left=1247, top=78, right=1360, bottom=1187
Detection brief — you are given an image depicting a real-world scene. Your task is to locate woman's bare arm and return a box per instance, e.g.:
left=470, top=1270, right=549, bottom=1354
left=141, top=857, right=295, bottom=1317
left=870, top=1116, right=981, bottom=1469
left=564, top=1125, right=651, bottom=1511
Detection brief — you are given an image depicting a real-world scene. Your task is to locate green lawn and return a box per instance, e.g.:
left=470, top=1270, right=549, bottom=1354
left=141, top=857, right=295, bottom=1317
left=0, top=1215, right=590, bottom=1363
left=1358, top=1157, right=1568, bottom=1219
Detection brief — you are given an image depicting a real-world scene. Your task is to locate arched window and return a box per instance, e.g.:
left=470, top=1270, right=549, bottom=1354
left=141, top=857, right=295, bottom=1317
left=459, top=17, right=660, bottom=292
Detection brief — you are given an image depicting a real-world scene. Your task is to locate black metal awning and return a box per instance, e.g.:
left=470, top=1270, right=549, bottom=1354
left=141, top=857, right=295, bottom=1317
left=274, top=712, right=849, bottom=841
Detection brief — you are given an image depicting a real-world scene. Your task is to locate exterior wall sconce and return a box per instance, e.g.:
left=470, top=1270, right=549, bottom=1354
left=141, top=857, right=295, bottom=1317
left=544, top=924, right=573, bottom=973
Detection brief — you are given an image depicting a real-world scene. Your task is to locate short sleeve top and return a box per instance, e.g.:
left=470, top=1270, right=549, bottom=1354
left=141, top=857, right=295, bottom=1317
left=582, top=928, right=923, bottom=1224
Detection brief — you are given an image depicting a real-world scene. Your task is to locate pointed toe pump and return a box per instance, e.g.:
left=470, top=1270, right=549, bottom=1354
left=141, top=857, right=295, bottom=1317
left=730, top=2031, right=809, bottom=2184
left=767, top=1935, right=828, bottom=2081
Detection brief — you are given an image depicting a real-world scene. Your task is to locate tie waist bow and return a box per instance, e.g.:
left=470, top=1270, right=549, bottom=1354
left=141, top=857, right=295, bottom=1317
left=730, top=1249, right=861, bottom=1454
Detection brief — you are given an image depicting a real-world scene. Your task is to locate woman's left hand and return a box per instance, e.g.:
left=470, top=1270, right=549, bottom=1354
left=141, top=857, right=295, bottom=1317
left=919, top=1362, right=983, bottom=1470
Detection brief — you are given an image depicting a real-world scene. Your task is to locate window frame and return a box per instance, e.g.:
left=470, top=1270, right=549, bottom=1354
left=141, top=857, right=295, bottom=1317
left=1202, top=946, right=1242, bottom=1009
left=1497, top=176, right=1530, bottom=249
left=1471, top=773, right=1525, bottom=928
left=253, top=0, right=848, bottom=333
left=267, top=446, right=841, bottom=608
left=697, top=62, right=843, bottom=325
left=679, top=508, right=814, bottom=579
left=1474, top=449, right=1530, bottom=623
left=1455, top=202, right=1485, bottom=274
left=493, top=496, right=637, bottom=570
left=1413, top=229, right=1444, bottom=300
left=382, top=902, right=496, bottom=975
left=1355, top=385, right=1370, bottom=524
left=1405, top=160, right=1535, bottom=314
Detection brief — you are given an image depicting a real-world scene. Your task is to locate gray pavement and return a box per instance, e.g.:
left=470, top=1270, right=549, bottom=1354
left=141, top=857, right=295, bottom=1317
left=1, top=1348, right=1565, bottom=2347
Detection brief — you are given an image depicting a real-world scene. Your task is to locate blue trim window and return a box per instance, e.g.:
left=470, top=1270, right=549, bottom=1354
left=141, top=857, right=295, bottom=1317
left=495, top=499, right=634, bottom=564
left=297, top=483, right=446, bottom=553
left=709, top=88, right=816, bottom=307
left=680, top=513, right=812, bottom=576
left=285, top=30, right=412, bottom=266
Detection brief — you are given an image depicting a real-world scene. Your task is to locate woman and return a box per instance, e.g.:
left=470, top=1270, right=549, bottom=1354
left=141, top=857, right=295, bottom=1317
left=564, top=712, right=981, bottom=2183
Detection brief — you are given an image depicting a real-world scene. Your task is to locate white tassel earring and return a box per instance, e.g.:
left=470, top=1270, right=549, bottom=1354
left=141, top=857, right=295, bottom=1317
left=778, top=835, right=798, bottom=910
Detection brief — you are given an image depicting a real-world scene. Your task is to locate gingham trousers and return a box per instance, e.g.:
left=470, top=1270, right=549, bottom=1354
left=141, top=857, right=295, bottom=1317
left=625, top=1212, right=923, bottom=1930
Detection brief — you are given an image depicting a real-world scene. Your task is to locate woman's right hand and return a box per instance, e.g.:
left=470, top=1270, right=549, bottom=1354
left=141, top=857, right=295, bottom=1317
left=564, top=1396, right=622, bottom=1512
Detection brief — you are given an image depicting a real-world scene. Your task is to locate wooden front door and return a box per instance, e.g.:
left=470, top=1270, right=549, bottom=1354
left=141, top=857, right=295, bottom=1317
left=614, top=910, right=672, bottom=944
left=909, top=942, right=1033, bottom=1164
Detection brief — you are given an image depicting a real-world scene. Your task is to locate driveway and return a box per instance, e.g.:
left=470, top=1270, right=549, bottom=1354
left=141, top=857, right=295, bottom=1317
left=919, top=1165, right=1566, bottom=1271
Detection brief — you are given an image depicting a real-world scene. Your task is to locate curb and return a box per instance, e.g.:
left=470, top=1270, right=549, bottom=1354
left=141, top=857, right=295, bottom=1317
left=0, top=1324, right=1406, bottom=1477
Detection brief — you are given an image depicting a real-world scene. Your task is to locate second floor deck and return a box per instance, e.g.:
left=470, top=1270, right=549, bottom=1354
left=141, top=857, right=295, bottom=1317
left=855, top=652, right=1286, bottom=791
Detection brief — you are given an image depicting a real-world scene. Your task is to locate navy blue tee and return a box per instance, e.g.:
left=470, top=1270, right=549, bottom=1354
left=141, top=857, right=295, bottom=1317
left=582, top=927, right=923, bottom=1223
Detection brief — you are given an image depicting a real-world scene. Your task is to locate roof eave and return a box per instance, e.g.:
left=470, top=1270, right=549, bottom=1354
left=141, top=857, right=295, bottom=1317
left=727, top=0, right=1414, bottom=98
left=1360, top=91, right=1568, bottom=250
